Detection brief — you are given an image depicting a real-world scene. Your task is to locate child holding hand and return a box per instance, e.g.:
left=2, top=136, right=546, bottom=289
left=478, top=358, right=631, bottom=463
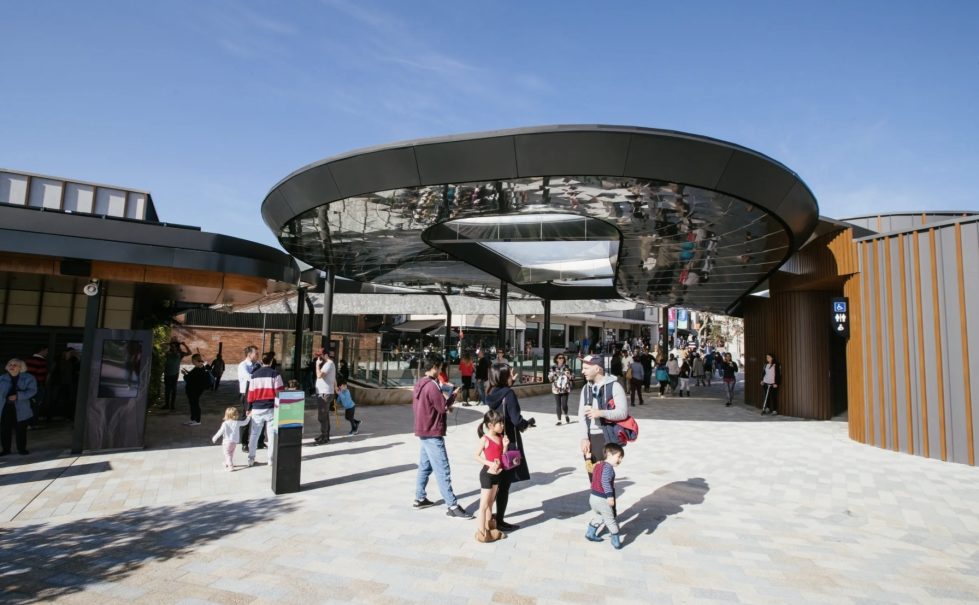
left=474, top=409, right=508, bottom=543
left=212, top=406, right=251, bottom=470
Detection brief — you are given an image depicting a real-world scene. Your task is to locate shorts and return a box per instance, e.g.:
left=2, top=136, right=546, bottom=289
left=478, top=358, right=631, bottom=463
left=479, top=467, right=502, bottom=488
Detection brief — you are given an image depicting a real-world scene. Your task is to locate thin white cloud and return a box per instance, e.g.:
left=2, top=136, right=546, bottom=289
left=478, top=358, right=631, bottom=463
left=320, top=0, right=401, bottom=31
left=238, top=7, right=297, bottom=36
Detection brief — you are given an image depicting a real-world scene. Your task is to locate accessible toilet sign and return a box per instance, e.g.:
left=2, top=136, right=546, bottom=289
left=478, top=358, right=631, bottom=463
left=831, top=297, right=849, bottom=337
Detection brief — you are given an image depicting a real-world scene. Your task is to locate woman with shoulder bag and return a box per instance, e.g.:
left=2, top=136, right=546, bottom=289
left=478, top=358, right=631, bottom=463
left=484, top=362, right=535, bottom=531
left=548, top=354, right=573, bottom=425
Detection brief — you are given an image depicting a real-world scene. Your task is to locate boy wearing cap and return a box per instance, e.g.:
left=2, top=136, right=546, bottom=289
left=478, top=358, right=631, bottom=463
left=577, top=354, right=629, bottom=475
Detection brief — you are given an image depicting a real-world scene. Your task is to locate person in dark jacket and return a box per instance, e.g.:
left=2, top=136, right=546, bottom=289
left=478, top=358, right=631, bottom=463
left=412, top=353, right=472, bottom=519
left=760, top=352, right=782, bottom=415
left=484, top=362, right=535, bottom=531
left=182, top=354, right=210, bottom=426
left=209, top=353, right=225, bottom=392
left=720, top=353, right=739, bottom=406
left=474, top=349, right=491, bottom=405
left=640, top=350, right=653, bottom=393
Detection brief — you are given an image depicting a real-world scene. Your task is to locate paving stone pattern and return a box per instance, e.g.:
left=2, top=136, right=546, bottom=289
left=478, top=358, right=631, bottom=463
left=1, top=380, right=978, bottom=604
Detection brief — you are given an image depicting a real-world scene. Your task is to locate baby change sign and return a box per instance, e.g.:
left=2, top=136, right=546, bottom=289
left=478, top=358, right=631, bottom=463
left=275, top=391, right=305, bottom=429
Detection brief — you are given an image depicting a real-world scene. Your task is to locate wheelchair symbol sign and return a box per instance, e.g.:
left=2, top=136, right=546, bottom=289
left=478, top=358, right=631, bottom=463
left=833, top=301, right=847, bottom=313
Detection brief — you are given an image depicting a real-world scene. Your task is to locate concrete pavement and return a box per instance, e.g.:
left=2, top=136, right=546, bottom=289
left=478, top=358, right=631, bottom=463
left=1, top=380, right=978, bottom=604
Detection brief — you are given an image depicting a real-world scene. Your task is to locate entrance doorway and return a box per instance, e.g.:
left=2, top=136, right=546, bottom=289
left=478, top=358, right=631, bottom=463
left=828, top=324, right=848, bottom=416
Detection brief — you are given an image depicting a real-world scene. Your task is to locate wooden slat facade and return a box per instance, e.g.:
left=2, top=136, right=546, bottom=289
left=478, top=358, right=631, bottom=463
left=845, top=220, right=979, bottom=465
left=747, top=218, right=978, bottom=466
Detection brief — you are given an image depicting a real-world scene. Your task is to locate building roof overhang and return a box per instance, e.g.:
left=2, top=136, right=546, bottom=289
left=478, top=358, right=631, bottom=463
left=0, top=204, right=300, bottom=306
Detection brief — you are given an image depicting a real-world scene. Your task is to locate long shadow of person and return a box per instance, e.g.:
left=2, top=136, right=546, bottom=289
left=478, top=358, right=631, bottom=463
left=457, top=466, right=578, bottom=510
left=505, top=477, right=637, bottom=530
left=616, top=477, right=710, bottom=544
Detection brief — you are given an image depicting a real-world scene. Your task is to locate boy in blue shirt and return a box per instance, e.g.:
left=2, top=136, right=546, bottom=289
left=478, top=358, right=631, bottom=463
left=585, top=442, right=624, bottom=549
left=337, top=381, right=362, bottom=435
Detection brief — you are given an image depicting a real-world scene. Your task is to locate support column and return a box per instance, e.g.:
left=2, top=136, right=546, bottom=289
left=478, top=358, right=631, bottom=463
left=498, top=282, right=508, bottom=353
left=659, top=306, right=670, bottom=354
left=292, top=286, right=306, bottom=383
left=542, top=298, right=552, bottom=374
left=71, top=284, right=102, bottom=454
left=321, top=269, right=335, bottom=351
left=440, top=294, right=452, bottom=356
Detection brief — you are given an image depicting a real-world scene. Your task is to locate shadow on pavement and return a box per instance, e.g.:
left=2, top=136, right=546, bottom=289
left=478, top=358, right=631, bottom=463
left=618, top=477, right=710, bottom=544
left=0, top=497, right=294, bottom=604
left=0, top=461, right=112, bottom=487
left=506, top=478, right=637, bottom=529
left=300, top=463, right=416, bottom=492
left=301, top=442, right=403, bottom=462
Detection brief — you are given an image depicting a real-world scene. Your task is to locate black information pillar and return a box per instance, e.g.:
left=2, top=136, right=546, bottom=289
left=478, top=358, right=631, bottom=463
left=272, top=426, right=303, bottom=494
left=271, top=392, right=306, bottom=495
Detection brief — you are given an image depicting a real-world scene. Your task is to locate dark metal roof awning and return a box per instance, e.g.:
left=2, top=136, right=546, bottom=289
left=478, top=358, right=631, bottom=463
left=391, top=319, right=444, bottom=333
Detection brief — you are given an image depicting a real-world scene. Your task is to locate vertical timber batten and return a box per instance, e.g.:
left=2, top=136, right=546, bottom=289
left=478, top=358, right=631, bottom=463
left=928, top=228, right=947, bottom=460
left=954, top=223, right=976, bottom=465
left=912, top=230, right=930, bottom=457
left=884, top=237, right=899, bottom=451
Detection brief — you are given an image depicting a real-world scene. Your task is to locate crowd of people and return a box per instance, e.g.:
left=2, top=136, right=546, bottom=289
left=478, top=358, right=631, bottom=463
left=2, top=336, right=782, bottom=549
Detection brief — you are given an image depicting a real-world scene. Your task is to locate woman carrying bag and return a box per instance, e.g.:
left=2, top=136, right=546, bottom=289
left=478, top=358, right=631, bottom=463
left=484, top=361, right=536, bottom=531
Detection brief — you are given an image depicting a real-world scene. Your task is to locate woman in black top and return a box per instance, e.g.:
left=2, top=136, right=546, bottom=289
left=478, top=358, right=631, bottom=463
left=484, top=362, right=535, bottom=531
left=720, top=353, right=739, bottom=406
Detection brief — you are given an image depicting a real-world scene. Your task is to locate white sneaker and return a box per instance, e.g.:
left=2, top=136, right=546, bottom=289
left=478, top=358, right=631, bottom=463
left=247, top=459, right=256, bottom=467
left=188, top=421, right=201, bottom=426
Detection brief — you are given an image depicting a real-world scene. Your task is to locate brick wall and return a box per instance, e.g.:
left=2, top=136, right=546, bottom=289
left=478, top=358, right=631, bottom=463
left=170, top=326, right=267, bottom=363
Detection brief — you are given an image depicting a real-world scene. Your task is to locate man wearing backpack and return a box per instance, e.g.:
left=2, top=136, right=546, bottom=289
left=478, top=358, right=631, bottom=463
left=577, top=355, right=629, bottom=476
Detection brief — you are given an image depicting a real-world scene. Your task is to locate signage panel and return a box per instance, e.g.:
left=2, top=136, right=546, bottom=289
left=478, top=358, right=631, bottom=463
left=831, top=297, right=849, bottom=338
left=275, top=391, right=306, bottom=429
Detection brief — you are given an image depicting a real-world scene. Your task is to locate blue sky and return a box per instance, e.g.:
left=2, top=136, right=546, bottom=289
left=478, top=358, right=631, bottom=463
left=3, top=1, right=977, bottom=250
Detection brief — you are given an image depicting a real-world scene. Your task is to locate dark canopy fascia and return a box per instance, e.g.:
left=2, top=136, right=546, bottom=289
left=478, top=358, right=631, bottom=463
left=0, top=205, right=300, bottom=285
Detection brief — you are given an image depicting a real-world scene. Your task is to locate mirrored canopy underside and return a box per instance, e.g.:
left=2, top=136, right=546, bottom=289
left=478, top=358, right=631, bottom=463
left=263, top=126, right=819, bottom=313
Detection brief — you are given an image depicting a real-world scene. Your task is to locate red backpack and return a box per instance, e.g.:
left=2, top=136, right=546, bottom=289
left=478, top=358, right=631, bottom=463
left=588, top=382, right=639, bottom=445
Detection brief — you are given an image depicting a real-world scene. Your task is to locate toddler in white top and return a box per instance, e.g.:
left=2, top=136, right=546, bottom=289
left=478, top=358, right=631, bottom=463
left=213, top=406, right=251, bottom=470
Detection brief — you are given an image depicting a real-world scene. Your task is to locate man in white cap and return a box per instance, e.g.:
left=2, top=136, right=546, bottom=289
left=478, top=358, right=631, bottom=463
left=577, top=354, right=629, bottom=472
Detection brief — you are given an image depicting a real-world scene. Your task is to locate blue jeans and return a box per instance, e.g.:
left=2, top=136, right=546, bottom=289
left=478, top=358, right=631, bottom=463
left=475, top=379, right=486, bottom=404
left=415, top=437, right=458, bottom=508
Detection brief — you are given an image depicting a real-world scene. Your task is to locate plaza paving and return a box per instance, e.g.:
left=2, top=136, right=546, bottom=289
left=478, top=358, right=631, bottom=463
left=1, top=380, right=978, bottom=604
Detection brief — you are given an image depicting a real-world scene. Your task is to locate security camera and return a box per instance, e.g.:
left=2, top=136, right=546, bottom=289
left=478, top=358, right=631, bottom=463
left=83, top=280, right=99, bottom=297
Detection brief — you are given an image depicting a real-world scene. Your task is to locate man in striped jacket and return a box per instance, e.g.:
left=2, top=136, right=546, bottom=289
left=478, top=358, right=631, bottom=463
left=246, top=351, right=284, bottom=466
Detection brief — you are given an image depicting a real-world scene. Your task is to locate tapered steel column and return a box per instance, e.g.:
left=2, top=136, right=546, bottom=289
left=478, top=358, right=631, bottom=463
left=321, top=270, right=335, bottom=351
left=498, top=282, right=508, bottom=352
left=542, top=298, right=552, bottom=371
left=292, top=286, right=306, bottom=382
